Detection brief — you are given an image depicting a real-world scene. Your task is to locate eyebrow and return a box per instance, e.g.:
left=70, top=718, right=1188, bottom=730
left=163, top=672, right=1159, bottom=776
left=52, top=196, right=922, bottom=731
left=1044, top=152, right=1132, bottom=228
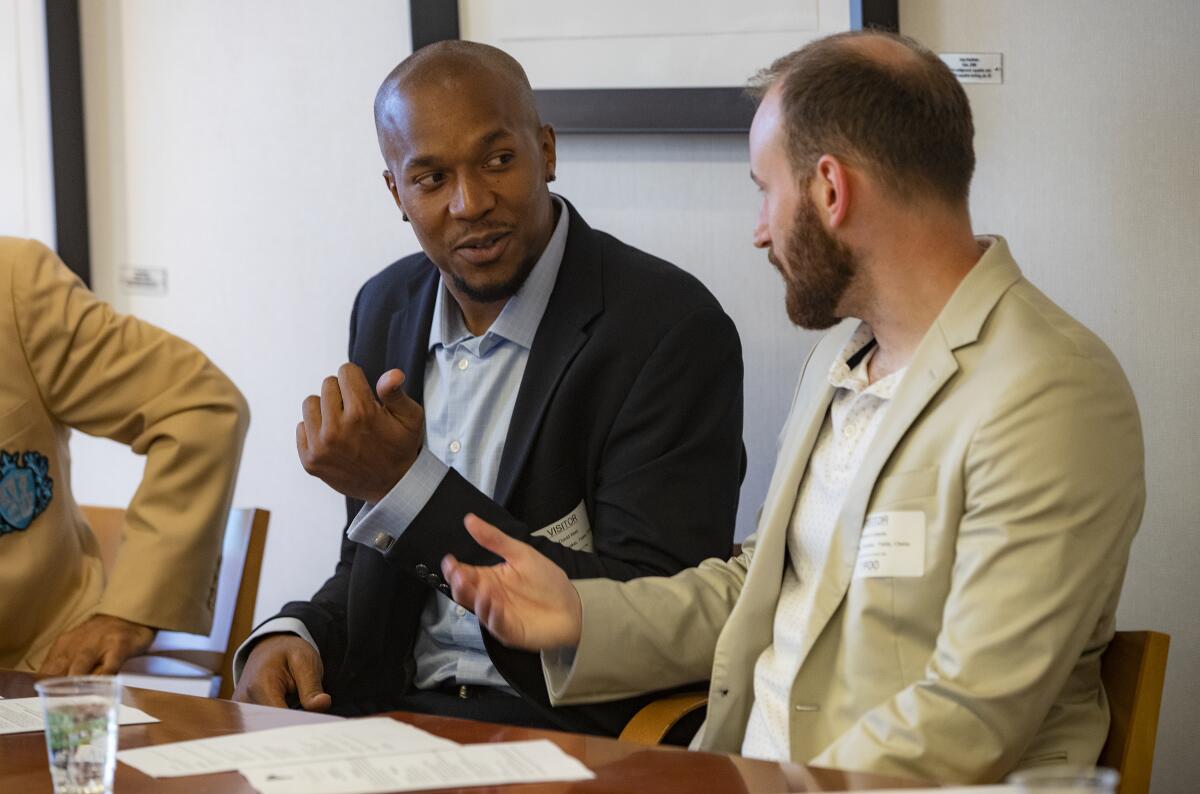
left=403, top=128, right=517, bottom=172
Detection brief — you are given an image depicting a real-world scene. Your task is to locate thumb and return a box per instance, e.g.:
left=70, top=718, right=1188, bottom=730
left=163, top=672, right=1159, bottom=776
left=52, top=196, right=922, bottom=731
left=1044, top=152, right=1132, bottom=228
left=289, top=650, right=331, bottom=712
left=376, top=369, right=422, bottom=426
left=463, top=513, right=527, bottom=564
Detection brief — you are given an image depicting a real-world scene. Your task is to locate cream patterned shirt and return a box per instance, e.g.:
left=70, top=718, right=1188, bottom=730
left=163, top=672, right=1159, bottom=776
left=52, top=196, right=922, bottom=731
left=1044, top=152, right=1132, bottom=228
left=741, top=324, right=908, bottom=761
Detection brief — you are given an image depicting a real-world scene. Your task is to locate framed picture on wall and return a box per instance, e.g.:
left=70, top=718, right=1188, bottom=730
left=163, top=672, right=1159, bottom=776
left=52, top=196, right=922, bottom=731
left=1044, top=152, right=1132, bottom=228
left=409, top=0, right=898, bottom=132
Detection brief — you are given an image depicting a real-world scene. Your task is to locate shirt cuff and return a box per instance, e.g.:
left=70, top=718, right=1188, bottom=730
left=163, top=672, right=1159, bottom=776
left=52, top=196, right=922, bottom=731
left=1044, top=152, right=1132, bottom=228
left=345, top=446, right=449, bottom=552
left=231, top=617, right=319, bottom=685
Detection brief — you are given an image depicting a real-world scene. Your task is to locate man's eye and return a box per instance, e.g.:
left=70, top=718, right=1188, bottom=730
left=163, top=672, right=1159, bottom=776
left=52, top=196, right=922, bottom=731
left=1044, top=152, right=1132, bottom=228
left=484, top=153, right=514, bottom=168
left=415, top=172, right=446, bottom=188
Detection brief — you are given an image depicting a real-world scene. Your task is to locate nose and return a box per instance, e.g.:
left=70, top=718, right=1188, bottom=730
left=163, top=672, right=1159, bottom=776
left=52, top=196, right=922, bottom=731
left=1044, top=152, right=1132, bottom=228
left=752, top=200, right=770, bottom=249
left=448, top=171, right=496, bottom=220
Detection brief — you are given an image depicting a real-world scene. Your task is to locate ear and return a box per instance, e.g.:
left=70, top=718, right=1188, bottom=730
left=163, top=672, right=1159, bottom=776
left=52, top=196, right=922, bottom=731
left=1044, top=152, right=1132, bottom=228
left=382, top=169, right=406, bottom=216
left=540, top=123, right=558, bottom=182
left=813, top=155, right=851, bottom=229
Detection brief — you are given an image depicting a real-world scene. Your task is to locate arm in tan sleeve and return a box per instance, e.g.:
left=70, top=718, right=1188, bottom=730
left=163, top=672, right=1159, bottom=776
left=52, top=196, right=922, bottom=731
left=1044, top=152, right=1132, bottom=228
left=13, top=240, right=250, bottom=633
left=544, top=541, right=754, bottom=705
left=811, top=355, right=1144, bottom=783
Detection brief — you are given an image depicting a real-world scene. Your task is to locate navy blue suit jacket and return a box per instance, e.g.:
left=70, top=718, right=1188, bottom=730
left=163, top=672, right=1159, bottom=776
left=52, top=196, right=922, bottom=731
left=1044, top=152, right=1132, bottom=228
left=272, top=201, right=744, bottom=735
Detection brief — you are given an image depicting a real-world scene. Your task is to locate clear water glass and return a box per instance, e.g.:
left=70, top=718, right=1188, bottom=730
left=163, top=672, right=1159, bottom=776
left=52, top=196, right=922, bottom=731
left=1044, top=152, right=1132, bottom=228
left=1008, top=765, right=1120, bottom=793
left=34, top=676, right=120, bottom=794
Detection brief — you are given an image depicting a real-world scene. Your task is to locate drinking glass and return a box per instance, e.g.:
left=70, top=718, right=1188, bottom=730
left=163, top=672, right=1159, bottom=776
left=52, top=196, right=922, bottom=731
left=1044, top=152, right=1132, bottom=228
left=1008, top=765, right=1120, bottom=793
left=34, top=676, right=120, bottom=794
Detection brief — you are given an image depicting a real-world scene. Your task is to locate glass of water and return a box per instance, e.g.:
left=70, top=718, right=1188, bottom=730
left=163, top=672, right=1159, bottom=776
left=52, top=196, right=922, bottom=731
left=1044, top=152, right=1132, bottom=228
left=34, top=676, right=120, bottom=794
left=1008, top=765, right=1120, bottom=793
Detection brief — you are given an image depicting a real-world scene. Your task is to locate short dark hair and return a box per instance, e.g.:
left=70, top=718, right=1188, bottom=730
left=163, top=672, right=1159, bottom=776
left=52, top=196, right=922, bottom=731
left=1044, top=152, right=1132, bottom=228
left=750, top=31, right=975, bottom=205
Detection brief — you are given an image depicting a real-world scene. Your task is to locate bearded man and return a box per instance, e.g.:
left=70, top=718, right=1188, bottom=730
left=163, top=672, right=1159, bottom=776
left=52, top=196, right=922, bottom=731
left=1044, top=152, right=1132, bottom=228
left=441, top=30, right=1145, bottom=784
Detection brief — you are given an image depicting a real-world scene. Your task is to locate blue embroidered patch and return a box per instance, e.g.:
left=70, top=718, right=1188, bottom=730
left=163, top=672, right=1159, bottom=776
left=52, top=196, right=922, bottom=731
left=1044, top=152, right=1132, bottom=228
left=0, top=450, right=53, bottom=534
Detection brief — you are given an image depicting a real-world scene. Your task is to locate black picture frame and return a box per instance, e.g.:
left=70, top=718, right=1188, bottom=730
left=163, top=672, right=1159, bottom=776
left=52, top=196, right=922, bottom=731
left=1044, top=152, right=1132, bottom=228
left=409, top=0, right=899, bottom=133
left=44, top=0, right=91, bottom=285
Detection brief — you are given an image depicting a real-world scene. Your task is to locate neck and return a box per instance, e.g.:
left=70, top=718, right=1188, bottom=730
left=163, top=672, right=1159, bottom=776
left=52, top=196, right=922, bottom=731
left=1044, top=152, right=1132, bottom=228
left=850, top=206, right=981, bottom=382
left=455, top=296, right=508, bottom=337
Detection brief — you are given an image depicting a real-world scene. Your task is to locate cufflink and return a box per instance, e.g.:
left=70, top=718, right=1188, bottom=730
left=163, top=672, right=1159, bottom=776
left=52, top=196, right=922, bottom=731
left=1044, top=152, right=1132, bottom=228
left=371, top=531, right=395, bottom=553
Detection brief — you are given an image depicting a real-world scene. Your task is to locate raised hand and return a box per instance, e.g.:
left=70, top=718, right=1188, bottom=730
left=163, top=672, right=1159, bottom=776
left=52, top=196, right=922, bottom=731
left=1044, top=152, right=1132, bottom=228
left=441, top=514, right=583, bottom=652
left=297, top=364, right=424, bottom=503
left=232, top=634, right=332, bottom=712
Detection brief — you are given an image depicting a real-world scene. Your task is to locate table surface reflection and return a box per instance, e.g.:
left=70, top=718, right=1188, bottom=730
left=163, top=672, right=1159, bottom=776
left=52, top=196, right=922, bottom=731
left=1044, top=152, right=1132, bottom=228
left=0, top=669, right=928, bottom=792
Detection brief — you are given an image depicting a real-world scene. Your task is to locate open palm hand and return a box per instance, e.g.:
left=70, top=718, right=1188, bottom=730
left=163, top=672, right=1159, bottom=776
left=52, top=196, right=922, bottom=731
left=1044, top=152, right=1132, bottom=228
left=441, top=514, right=583, bottom=652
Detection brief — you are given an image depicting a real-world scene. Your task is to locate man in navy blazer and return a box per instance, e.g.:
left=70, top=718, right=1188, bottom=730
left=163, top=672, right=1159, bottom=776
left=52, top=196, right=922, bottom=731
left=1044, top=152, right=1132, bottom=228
left=232, top=41, right=744, bottom=735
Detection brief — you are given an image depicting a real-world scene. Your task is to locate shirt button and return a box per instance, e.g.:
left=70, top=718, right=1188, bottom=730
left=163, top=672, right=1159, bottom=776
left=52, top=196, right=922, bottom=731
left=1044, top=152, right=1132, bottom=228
left=457, top=358, right=469, bottom=371
left=449, top=440, right=462, bottom=454
left=456, top=606, right=467, bottom=617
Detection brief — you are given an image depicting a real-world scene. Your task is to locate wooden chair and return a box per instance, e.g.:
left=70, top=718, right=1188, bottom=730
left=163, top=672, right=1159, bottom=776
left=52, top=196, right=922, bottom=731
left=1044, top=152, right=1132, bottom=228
left=1098, top=631, right=1170, bottom=794
left=619, top=630, right=1171, bottom=794
left=81, top=505, right=270, bottom=699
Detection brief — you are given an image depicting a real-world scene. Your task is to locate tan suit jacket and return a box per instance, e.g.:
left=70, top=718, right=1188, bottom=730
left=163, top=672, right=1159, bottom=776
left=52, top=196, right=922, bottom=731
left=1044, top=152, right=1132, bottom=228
left=0, top=237, right=249, bottom=670
left=544, top=237, right=1144, bottom=783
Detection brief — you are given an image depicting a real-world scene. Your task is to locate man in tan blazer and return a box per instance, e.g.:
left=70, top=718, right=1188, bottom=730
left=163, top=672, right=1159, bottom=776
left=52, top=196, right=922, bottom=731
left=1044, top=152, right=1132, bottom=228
left=0, top=237, right=249, bottom=674
left=438, top=31, right=1144, bottom=784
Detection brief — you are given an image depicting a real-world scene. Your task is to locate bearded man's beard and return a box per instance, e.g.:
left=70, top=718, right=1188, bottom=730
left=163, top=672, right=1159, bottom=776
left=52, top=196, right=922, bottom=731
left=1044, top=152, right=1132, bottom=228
left=769, top=192, right=858, bottom=330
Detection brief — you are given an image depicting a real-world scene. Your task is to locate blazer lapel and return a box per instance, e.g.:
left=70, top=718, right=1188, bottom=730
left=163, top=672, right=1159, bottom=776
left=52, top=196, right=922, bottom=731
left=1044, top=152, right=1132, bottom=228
left=791, top=237, right=1025, bottom=665
left=383, top=262, right=439, bottom=403
left=492, top=204, right=603, bottom=506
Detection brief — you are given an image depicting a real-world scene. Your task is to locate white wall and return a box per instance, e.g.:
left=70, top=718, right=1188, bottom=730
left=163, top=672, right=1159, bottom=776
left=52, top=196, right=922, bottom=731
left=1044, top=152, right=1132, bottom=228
left=69, top=1, right=1198, bottom=790
left=0, top=0, right=55, bottom=243
left=900, top=3, right=1200, bottom=792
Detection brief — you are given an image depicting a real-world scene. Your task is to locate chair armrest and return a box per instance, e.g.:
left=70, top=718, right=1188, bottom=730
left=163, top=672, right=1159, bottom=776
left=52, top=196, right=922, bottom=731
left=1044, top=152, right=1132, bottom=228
left=618, top=691, right=709, bottom=746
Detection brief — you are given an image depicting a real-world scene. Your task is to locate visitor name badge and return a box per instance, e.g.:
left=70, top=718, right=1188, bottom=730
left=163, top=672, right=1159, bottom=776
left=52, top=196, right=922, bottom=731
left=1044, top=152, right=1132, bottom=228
left=854, top=511, right=925, bottom=578
left=532, top=500, right=593, bottom=552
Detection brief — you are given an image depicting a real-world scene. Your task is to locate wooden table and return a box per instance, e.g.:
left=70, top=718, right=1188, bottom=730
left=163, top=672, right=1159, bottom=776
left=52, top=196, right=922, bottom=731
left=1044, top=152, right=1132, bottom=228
left=1, top=669, right=926, bottom=792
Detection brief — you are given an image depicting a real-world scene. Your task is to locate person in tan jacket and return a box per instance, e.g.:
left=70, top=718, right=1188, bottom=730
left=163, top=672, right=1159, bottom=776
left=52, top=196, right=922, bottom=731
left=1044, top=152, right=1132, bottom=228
left=438, top=31, right=1144, bottom=784
left=0, top=236, right=249, bottom=674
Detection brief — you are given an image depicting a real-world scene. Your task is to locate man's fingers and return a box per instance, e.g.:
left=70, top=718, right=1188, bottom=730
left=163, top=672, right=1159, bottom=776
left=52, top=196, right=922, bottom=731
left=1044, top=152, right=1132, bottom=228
left=67, top=647, right=101, bottom=676
left=301, top=394, right=322, bottom=444
left=94, top=647, right=124, bottom=676
left=319, top=375, right=343, bottom=424
left=376, top=369, right=422, bottom=429
left=442, top=554, right=480, bottom=606
left=288, top=650, right=331, bottom=713
left=337, top=363, right=375, bottom=418
left=250, top=679, right=289, bottom=709
left=463, top=514, right=526, bottom=563
left=296, top=421, right=309, bottom=456
left=39, top=653, right=69, bottom=676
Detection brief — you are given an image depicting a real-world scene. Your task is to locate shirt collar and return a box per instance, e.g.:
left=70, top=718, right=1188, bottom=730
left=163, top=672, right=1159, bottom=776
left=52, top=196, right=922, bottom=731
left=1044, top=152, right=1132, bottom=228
left=827, top=322, right=906, bottom=400
left=429, top=195, right=570, bottom=355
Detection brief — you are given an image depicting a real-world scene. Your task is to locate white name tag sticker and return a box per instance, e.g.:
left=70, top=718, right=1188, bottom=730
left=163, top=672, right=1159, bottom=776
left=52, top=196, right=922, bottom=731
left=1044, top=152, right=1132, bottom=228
left=854, top=511, right=925, bottom=579
left=532, top=500, right=593, bottom=552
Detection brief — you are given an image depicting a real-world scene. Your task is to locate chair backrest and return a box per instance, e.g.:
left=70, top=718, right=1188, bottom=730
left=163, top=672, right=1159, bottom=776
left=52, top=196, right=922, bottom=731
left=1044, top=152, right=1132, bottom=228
left=1098, top=630, right=1170, bottom=794
left=80, top=504, right=270, bottom=699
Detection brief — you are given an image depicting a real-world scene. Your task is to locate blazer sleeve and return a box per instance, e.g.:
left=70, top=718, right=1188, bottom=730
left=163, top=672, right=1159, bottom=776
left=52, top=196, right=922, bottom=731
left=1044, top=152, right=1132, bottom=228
left=810, top=354, right=1145, bottom=783
left=544, top=538, right=756, bottom=705
left=13, top=240, right=249, bottom=633
left=384, top=304, right=744, bottom=581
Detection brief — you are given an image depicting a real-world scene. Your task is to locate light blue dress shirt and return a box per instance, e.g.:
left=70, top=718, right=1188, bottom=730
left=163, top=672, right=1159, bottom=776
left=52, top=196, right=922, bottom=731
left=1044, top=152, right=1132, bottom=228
left=234, top=197, right=571, bottom=693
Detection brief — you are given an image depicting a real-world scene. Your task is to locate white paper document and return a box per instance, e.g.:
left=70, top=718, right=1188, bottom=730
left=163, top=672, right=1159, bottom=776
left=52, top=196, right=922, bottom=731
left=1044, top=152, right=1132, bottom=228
left=0, top=697, right=159, bottom=735
left=116, top=717, right=457, bottom=778
left=239, top=739, right=595, bottom=794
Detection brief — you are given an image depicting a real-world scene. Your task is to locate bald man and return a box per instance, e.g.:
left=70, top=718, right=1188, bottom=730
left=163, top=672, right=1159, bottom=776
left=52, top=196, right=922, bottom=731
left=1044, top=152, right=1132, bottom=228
left=440, top=31, right=1144, bottom=783
left=232, top=42, right=744, bottom=735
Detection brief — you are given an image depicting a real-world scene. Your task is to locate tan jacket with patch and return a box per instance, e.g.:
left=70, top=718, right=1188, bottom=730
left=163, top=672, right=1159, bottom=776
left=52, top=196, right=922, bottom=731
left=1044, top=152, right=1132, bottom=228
left=0, top=237, right=248, bottom=670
